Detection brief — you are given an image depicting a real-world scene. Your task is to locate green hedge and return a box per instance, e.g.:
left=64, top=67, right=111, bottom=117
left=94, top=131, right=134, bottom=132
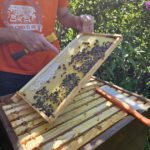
left=57, top=0, right=150, bottom=98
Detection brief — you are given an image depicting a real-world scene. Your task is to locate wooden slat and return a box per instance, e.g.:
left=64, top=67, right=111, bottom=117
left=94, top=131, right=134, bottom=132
left=20, top=101, right=111, bottom=146
left=62, top=94, right=101, bottom=115
left=61, top=111, right=127, bottom=150
left=14, top=118, right=46, bottom=136
left=5, top=104, right=29, bottom=115
left=36, top=107, right=121, bottom=150
left=11, top=113, right=40, bottom=128
left=73, top=90, right=96, bottom=102
left=77, top=81, right=103, bottom=95
left=15, top=96, right=105, bottom=138
left=11, top=93, right=23, bottom=103
left=56, top=98, right=106, bottom=125
left=7, top=108, right=35, bottom=122
left=8, top=91, right=104, bottom=129
left=76, top=81, right=103, bottom=97
left=2, top=100, right=26, bottom=111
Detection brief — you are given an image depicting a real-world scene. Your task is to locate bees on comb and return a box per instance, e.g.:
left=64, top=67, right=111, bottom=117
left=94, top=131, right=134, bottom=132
left=32, top=39, right=112, bottom=117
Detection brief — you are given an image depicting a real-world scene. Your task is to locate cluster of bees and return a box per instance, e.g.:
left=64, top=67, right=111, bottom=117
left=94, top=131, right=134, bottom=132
left=32, top=39, right=112, bottom=117
left=69, top=40, right=112, bottom=75
left=32, top=87, right=55, bottom=117
left=61, top=73, right=80, bottom=95
left=32, top=73, right=80, bottom=117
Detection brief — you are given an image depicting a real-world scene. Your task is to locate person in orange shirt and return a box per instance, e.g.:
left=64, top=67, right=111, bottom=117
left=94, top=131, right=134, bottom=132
left=0, top=0, right=94, bottom=99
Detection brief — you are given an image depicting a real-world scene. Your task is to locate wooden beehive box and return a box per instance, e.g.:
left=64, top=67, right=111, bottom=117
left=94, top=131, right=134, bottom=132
left=12, top=33, right=123, bottom=123
left=1, top=78, right=150, bottom=150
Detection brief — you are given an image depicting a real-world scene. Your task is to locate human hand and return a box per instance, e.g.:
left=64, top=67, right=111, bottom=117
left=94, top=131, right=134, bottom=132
left=14, top=30, right=59, bottom=54
left=75, top=14, right=94, bottom=33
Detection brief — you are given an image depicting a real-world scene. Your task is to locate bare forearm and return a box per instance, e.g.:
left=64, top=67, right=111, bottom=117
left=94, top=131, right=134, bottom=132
left=0, top=28, right=59, bottom=53
left=57, top=9, right=79, bottom=29
left=0, top=28, right=17, bottom=44
left=57, top=8, right=94, bottom=33
left=60, top=14, right=78, bottom=28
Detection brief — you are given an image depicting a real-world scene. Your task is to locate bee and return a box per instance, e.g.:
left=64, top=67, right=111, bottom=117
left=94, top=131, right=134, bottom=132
left=46, top=80, right=50, bottom=83
left=33, top=95, right=38, bottom=99
left=21, top=121, right=27, bottom=126
left=95, top=39, right=99, bottom=43
left=23, top=93, right=26, bottom=97
left=68, top=61, right=72, bottom=65
left=82, top=42, right=90, bottom=45
left=58, top=65, right=61, bottom=69
left=62, top=64, right=67, bottom=70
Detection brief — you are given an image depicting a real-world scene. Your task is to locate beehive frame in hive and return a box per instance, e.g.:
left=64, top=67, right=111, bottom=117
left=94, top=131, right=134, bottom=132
left=12, top=33, right=123, bottom=123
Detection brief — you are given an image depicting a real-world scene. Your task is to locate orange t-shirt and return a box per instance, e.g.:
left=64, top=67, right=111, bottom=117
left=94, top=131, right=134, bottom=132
left=0, top=0, right=68, bottom=75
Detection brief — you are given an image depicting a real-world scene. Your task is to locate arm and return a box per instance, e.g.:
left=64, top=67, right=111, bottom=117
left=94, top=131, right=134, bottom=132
left=0, top=28, right=17, bottom=44
left=57, top=8, right=94, bottom=33
left=0, top=28, right=59, bottom=53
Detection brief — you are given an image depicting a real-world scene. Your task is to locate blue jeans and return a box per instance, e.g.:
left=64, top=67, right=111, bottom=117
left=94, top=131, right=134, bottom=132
left=0, top=71, right=34, bottom=96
